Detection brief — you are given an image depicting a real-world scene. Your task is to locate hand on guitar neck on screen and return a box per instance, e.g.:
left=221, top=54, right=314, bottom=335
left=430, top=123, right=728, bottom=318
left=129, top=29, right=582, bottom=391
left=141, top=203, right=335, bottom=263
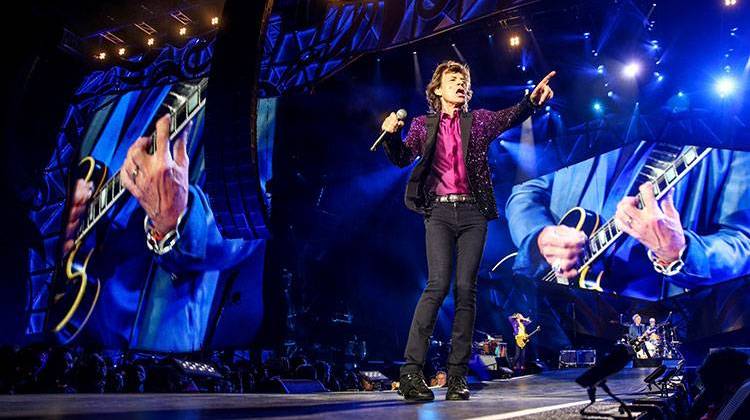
left=120, top=114, right=191, bottom=236
left=62, top=179, right=94, bottom=254
left=537, top=225, right=587, bottom=279
left=614, top=183, right=686, bottom=263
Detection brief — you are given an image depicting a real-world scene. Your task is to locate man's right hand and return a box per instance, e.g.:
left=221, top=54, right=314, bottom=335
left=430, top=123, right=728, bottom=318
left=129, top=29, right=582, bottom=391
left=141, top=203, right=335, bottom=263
left=537, top=225, right=587, bottom=279
left=62, top=179, right=94, bottom=255
left=381, top=112, right=405, bottom=133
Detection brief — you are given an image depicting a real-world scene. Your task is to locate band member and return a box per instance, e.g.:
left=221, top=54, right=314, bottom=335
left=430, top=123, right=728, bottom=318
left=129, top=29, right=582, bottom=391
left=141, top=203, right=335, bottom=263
left=62, top=115, right=259, bottom=349
left=508, top=313, right=532, bottom=371
left=505, top=137, right=750, bottom=298
left=380, top=61, right=554, bottom=401
left=648, top=317, right=657, bottom=330
left=628, top=314, right=653, bottom=358
left=628, top=314, right=647, bottom=341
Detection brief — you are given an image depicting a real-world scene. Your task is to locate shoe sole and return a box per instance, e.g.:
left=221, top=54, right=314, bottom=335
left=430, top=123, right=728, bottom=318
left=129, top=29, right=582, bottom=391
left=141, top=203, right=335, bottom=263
left=445, top=394, right=470, bottom=401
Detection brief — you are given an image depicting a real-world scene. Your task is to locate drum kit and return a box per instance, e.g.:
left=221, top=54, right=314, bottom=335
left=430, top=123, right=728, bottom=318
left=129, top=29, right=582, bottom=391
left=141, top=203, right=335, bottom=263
left=620, top=321, right=682, bottom=360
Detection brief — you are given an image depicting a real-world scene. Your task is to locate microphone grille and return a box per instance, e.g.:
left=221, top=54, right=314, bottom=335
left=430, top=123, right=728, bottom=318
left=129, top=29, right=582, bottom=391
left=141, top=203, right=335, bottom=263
left=396, top=109, right=407, bottom=119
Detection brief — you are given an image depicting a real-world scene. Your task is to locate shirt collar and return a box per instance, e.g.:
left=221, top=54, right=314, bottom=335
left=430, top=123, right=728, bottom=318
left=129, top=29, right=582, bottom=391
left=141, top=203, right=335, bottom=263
left=440, top=109, right=460, bottom=119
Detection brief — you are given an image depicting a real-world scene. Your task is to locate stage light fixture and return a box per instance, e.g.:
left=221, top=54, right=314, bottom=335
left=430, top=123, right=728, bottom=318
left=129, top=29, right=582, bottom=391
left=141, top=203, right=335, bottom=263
left=716, top=76, right=737, bottom=97
left=179, top=27, right=187, bottom=36
left=509, top=35, right=520, bottom=47
left=622, top=62, right=641, bottom=78
left=147, top=38, right=155, bottom=46
left=725, top=0, right=737, bottom=6
left=97, top=52, right=106, bottom=60
left=545, top=105, right=551, bottom=112
left=592, top=101, right=603, bottom=113
left=597, top=65, right=604, bottom=74
left=583, top=32, right=590, bottom=39
left=607, top=91, right=614, bottom=98
left=118, top=48, right=126, bottom=56
left=211, top=17, right=219, bottom=25
left=677, top=91, right=685, bottom=97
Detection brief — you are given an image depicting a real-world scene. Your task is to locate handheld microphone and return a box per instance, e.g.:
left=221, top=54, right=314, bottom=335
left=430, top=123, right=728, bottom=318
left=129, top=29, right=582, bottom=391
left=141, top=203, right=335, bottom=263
left=370, top=109, right=407, bottom=152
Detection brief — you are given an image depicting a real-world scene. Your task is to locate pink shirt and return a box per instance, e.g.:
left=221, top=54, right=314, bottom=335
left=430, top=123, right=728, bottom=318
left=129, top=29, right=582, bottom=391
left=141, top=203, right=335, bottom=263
left=428, top=110, right=471, bottom=195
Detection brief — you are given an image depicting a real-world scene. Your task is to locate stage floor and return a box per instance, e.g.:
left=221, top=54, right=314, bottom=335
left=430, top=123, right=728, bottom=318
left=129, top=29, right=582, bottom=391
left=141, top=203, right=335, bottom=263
left=0, top=368, right=660, bottom=419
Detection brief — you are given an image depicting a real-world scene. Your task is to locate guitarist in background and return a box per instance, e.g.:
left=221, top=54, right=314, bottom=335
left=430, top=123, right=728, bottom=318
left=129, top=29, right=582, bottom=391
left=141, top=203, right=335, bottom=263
left=508, top=313, right=532, bottom=371
left=505, top=142, right=750, bottom=299
left=627, top=314, right=652, bottom=358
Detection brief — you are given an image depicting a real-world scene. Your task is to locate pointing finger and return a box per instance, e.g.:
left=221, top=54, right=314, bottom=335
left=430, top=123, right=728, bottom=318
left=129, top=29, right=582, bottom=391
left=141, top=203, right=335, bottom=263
left=538, top=70, right=557, bottom=86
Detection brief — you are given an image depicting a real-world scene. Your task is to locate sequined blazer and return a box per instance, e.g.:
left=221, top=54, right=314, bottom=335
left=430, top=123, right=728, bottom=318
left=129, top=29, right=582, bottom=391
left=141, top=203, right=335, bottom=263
left=383, top=97, right=536, bottom=220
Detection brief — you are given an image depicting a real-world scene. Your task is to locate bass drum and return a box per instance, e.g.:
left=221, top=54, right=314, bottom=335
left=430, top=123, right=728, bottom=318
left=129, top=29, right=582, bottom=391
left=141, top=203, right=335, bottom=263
left=636, top=341, right=659, bottom=359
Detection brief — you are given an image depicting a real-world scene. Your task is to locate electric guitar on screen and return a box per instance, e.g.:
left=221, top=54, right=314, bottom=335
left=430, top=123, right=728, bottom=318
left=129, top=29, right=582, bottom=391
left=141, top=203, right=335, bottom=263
left=492, top=145, right=713, bottom=292
left=44, top=78, right=209, bottom=344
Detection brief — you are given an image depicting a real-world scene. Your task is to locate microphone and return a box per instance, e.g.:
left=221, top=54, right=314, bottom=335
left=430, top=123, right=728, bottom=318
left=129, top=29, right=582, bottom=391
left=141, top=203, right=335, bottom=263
left=370, top=109, right=407, bottom=152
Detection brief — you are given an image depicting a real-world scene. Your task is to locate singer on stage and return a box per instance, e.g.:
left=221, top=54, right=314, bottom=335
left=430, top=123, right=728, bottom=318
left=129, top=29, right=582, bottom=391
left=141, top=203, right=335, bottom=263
left=378, top=60, right=555, bottom=401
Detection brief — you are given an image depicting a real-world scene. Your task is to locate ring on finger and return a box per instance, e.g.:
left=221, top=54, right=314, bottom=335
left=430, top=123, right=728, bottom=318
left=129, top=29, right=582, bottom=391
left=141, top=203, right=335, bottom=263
left=551, top=258, right=563, bottom=274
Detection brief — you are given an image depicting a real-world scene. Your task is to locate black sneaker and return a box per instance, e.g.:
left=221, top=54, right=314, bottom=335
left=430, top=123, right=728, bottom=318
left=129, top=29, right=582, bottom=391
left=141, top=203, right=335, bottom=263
left=445, top=375, right=470, bottom=400
left=399, top=372, right=435, bottom=402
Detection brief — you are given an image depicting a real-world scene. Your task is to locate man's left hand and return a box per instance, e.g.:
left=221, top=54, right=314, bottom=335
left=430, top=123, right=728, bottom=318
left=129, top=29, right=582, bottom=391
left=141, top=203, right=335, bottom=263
left=530, top=71, right=556, bottom=106
left=120, top=114, right=191, bottom=235
left=614, top=183, right=686, bottom=263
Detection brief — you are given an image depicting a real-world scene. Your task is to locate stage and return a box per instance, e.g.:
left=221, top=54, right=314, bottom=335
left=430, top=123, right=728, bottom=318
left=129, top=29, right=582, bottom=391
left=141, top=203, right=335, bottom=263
left=0, top=368, right=670, bottom=419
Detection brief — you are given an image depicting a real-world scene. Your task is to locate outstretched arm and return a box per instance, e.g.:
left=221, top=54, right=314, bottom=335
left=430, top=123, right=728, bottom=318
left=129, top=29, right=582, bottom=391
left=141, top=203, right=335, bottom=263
left=479, top=71, right=556, bottom=142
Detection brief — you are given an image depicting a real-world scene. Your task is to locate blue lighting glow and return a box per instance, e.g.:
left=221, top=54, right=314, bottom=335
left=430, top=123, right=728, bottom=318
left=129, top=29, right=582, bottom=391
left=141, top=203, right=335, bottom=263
left=593, top=101, right=603, bottom=112
left=607, top=91, right=614, bottom=98
left=716, top=76, right=737, bottom=98
left=597, top=65, right=605, bottom=74
left=583, top=32, right=591, bottom=39
left=677, top=91, right=685, bottom=97
left=545, top=105, right=551, bottom=112
left=622, top=62, right=641, bottom=78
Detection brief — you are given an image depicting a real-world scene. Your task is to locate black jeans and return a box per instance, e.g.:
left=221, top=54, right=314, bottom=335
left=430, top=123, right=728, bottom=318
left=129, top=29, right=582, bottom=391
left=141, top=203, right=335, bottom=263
left=401, top=201, right=488, bottom=377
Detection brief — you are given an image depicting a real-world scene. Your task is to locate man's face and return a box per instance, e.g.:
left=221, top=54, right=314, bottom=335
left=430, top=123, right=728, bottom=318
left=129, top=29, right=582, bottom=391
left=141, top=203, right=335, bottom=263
left=634, top=316, right=641, bottom=325
left=649, top=318, right=656, bottom=326
left=435, top=70, right=468, bottom=109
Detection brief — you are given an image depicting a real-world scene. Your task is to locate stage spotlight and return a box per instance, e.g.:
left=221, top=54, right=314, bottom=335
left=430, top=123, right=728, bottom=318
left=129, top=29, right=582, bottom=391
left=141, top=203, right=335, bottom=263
left=412, top=51, right=417, bottom=55
left=597, top=65, right=605, bottom=74
left=592, top=101, right=603, bottom=113
left=677, top=90, right=685, bottom=97
left=583, top=32, right=590, bottom=39
left=118, top=48, right=126, bottom=56
left=622, top=62, right=641, bottom=78
left=147, top=37, right=155, bottom=46
left=211, top=17, right=219, bottom=25
left=654, top=72, right=664, bottom=82
left=607, top=91, right=614, bottom=98
left=725, top=0, right=737, bottom=6
left=97, top=52, right=106, bottom=60
left=716, top=76, right=737, bottom=97
left=545, top=105, right=551, bottom=112
left=509, top=35, right=521, bottom=47
left=179, top=27, right=187, bottom=36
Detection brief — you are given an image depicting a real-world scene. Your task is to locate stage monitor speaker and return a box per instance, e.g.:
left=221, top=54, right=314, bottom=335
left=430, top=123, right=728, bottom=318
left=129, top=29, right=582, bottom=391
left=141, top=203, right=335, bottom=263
left=634, top=358, right=663, bottom=368
left=273, top=378, right=328, bottom=394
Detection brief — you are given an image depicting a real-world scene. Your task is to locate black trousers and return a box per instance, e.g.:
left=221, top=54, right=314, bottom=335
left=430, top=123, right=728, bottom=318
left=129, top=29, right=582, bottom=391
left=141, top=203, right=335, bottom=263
left=512, top=344, right=526, bottom=370
left=401, top=202, right=488, bottom=377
